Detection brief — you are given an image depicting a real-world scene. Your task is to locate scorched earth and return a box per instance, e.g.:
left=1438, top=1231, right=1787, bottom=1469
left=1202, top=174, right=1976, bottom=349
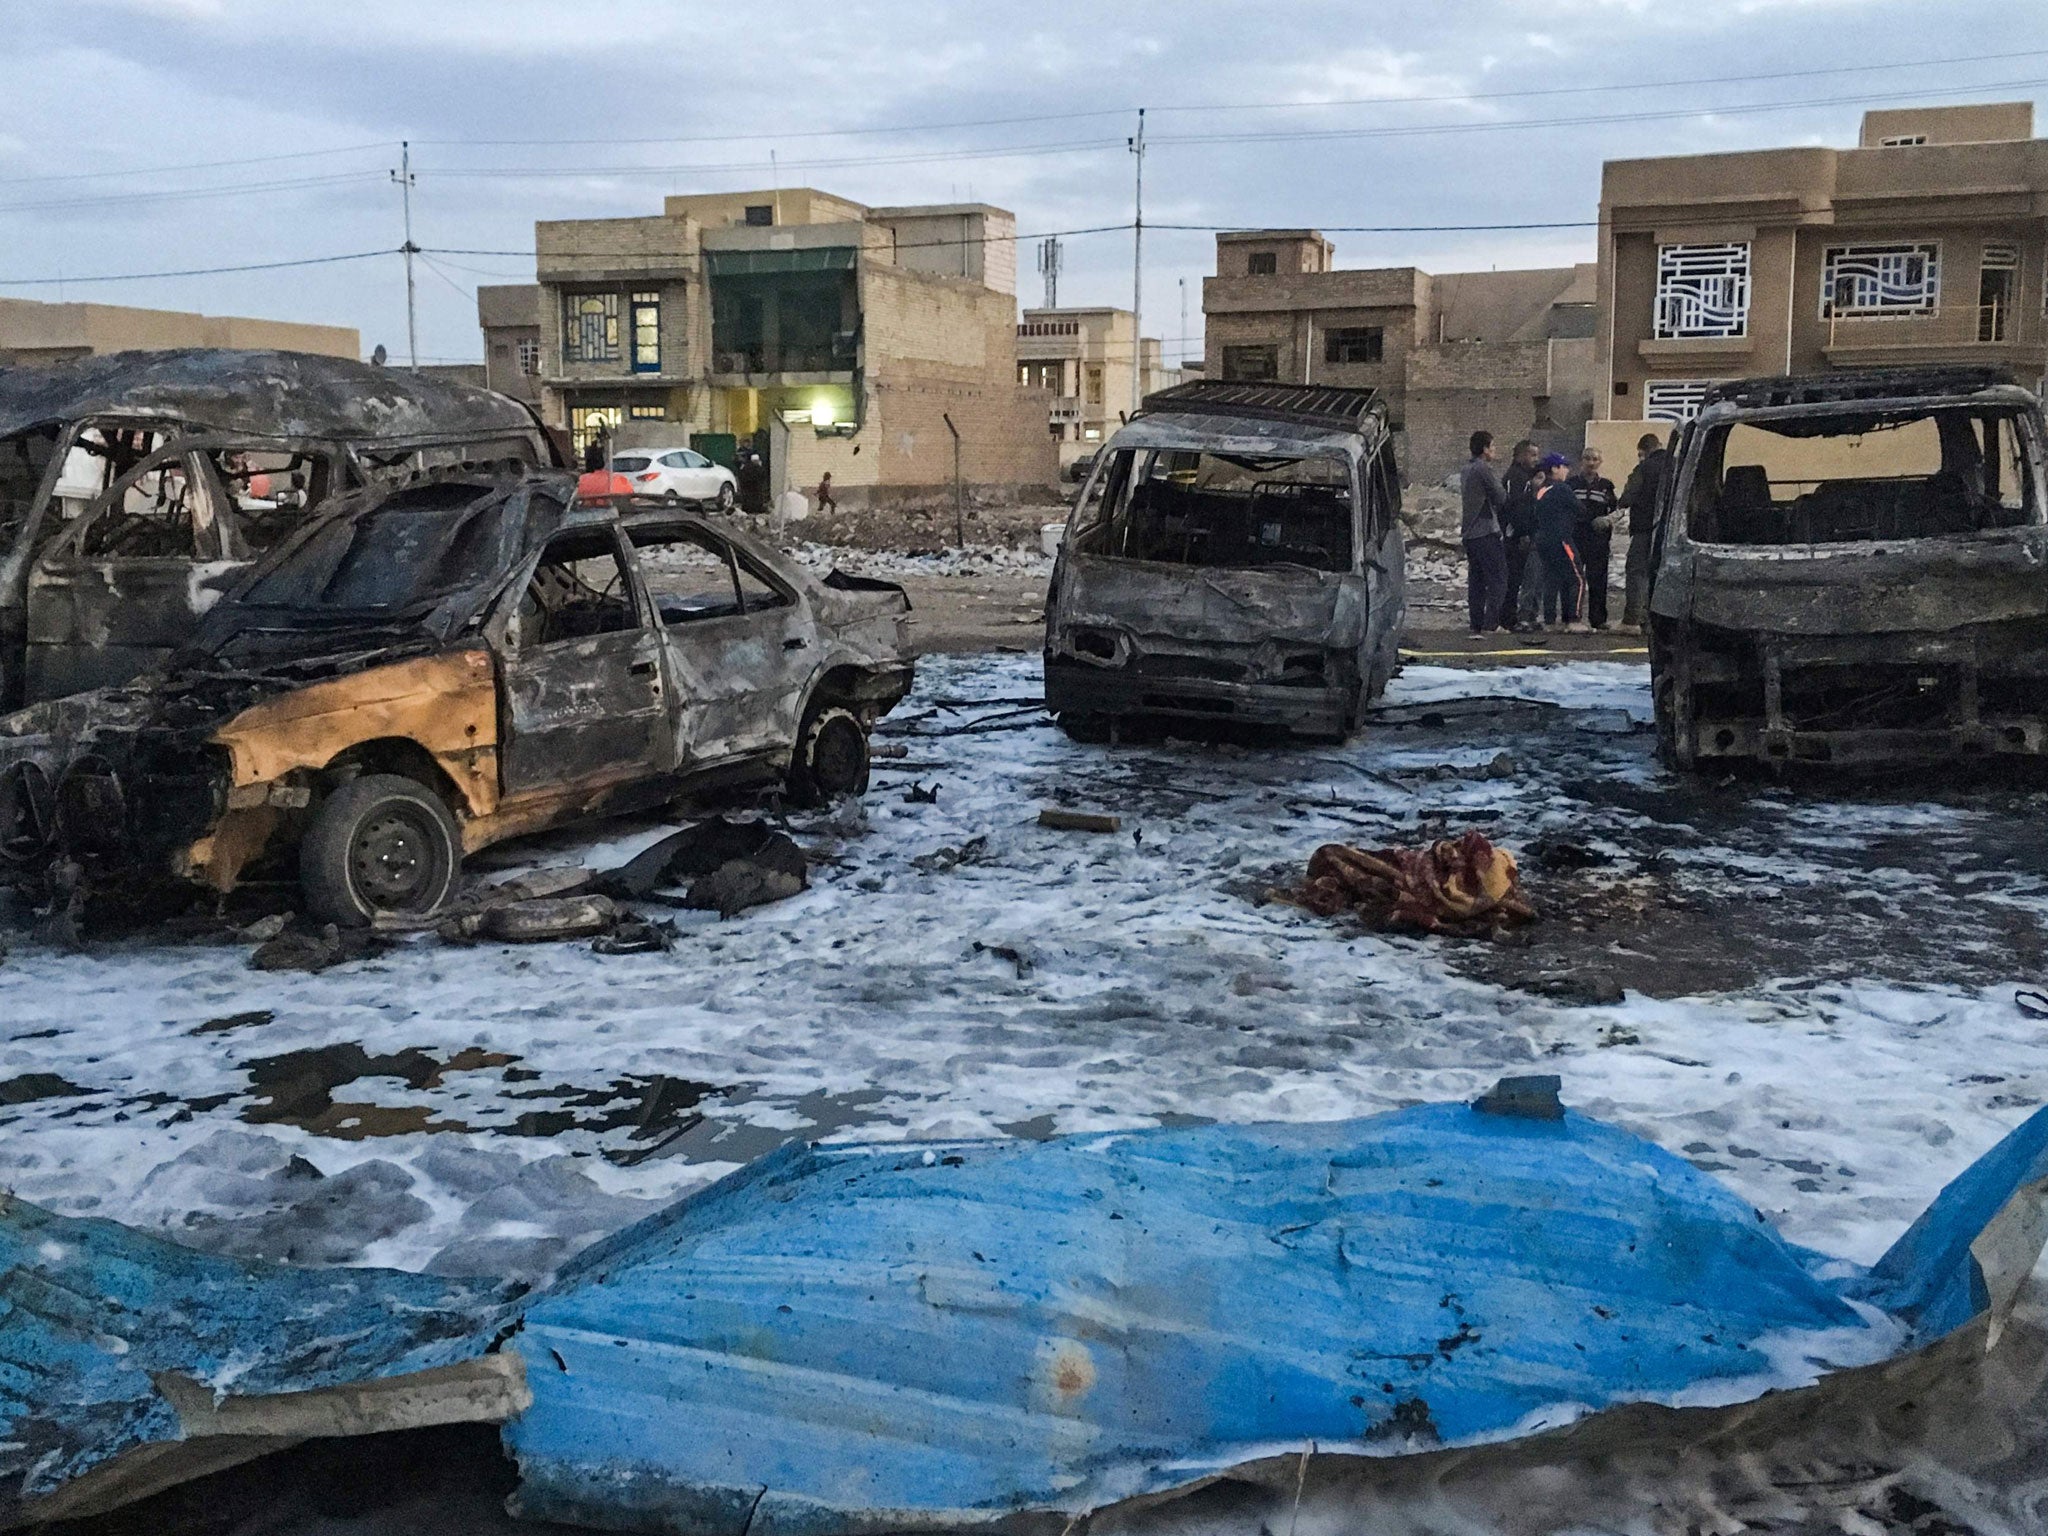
left=2, top=651, right=2045, bottom=1305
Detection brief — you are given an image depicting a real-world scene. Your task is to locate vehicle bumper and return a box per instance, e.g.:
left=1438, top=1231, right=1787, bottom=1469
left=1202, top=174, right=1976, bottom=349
left=1044, top=655, right=1353, bottom=735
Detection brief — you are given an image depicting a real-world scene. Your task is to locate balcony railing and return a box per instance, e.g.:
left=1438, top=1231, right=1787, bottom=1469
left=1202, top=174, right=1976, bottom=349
left=711, top=340, right=858, bottom=375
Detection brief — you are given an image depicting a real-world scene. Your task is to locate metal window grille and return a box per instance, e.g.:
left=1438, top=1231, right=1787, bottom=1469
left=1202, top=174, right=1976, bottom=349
left=565, top=293, right=620, bottom=362
left=515, top=337, right=540, bottom=376
left=1323, top=326, right=1384, bottom=365
left=627, top=404, right=666, bottom=420
left=1645, top=380, right=1716, bottom=423
left=631, top=291, right=661, bottom=373
left=1821, top=243, right=1941, bottom=318
left=1878, top=134, right=1928, bottom=147
left=1220, top=344, right=1279, bottom=382
left=1983, top=243, right=2020, bottom=271
left=1654, top=243, right=1750, bottom=339
left=1247, top=252, right=1278, bottom=275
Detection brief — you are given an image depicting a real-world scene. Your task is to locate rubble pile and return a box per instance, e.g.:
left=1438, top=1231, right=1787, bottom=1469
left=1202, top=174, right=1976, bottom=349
left=1290, top=830, right=1535, bottom=938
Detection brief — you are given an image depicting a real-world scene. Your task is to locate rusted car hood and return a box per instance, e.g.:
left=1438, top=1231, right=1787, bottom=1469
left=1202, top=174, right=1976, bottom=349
left=1056, top=553, right=1360, bottom=647
left=0, top=349, right=546, bottom=445
left=1673, top=526, right=2048, bottom=636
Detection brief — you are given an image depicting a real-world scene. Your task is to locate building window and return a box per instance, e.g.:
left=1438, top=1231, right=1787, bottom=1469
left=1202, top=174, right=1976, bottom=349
left=1085, top=366, right=1104, bottom=405
left=627, top=404, right=667, bottom=420
left=744, top=204, right=774, bottom=226
left=1645, top=380, right=1717, bottom=423
left=1980, top=243, right=2019, bottom=343
left=564, top=292, right=620, bottom=363
left=1654, top=242, right=1750, bottom=339
left=1323, top=326, right=1384, bottom=365
left=1246, top=251, right=1278, bottom=276
left=515, top=337, right=541, bottom=376
left=630, top=291, right=661, bottom=373
left=1220, top=344, right=1279, bottom=382
left=1821, top=242, right=1941, bottom=318
left=1879, top=134, right=1928, bottom=147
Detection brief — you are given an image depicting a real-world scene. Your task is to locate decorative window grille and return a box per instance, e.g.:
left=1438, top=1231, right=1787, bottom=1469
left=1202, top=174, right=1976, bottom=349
left=630, top=291, right=662, bottom=373
left=1983, top=242, right=2020, bottom=271
left=1878, top=134, right=1928, bottom=147
left=1654, top=243, right=1750, bottom=339
left=627, top=404, right=667, bottom=420
left=564, top=292, right=621, bottom=362
left=515, top=337, right=541, bottom=376
left=1323, top=326, right=1384, bottom=364
left=1821, top=243, right=1941, bottom=318
left=1220, top=344, right=1279, bottom=381
left=1644, top=380, right=1716, bottom=423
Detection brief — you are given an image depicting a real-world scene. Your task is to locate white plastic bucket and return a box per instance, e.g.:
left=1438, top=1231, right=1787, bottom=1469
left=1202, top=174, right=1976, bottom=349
left=1039, top=522, right=1066, bottom=558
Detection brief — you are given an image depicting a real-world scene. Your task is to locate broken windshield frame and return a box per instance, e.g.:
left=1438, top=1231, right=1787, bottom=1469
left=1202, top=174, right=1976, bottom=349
left=1680, top=404, right=2044, bottom=547
left=1067, top=446, right=1358, bottom=574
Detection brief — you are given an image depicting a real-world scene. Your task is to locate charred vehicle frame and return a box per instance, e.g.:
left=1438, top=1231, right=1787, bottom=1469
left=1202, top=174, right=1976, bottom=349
left=1043, top=380, right=1406, bottom=740
left=1648, top=367, right=2048, bottom=771
left=0, top=472, right=912, bottom=925
left=0, top=348, right=564, bottom=711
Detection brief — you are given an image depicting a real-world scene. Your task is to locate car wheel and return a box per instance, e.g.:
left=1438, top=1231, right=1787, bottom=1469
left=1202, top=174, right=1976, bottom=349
left=1058, top=713, right=1112, bottom=744
left=787, top=703, right=870, bottom=806
left=715, top=481, right=736, bottom=512
left=663, top=489, right=682, bottom=505
left=301, top=773, right=462, bottom=927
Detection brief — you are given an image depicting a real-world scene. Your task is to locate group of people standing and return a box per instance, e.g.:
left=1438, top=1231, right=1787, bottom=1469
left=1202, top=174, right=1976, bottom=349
left=1458, top=430, right=1672, bottom=638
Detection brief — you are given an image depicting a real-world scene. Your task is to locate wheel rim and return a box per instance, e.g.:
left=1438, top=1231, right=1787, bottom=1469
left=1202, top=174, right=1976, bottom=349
left=810, top=715, right=866, bottom=798
left=717, top=483, right=735, bottom=510
left=348, top=804, right=446, bottom=912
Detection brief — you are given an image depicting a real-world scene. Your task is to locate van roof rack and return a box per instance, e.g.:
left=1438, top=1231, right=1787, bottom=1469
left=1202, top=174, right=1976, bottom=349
left=1135, top=379, right=1385, bottom=434
left=1703, top=367, right=2020, bottom=411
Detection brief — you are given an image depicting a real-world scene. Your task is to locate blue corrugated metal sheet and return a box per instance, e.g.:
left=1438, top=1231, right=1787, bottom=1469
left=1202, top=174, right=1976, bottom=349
left=0, top=1193, right=516, bottom=1518
left=501, top=1094, right=2048, bottom=1535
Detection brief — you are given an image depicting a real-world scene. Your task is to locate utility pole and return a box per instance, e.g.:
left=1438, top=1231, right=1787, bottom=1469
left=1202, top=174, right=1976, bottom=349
left=1037, top=236, right=1062, bottom=309
left=1178, top=276, right=1187, bottom=370
left=391, top=141, right=419, bottom=371
left=1129, top=107, right=1145, bottom=416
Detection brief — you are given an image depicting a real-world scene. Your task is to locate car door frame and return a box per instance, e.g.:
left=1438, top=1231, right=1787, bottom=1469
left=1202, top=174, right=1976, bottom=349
left=490, top=522, right=678, bottom=800
left=623, top=518, right=822, bottom=768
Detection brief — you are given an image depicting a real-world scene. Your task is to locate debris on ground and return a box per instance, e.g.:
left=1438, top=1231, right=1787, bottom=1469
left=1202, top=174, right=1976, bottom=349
left=248, top=922, right=391, bottom=974
left=591, top=919, right=677, bottom=956
left=1524, top=835, right=1614, bottom=871
left=1039, top=807, right=1122, bottom=833
left=1285, top=831, right=1535, bottom=937
left=449, top=894, right=623, bottom=945
left=592, top=818, right=808, bottom=919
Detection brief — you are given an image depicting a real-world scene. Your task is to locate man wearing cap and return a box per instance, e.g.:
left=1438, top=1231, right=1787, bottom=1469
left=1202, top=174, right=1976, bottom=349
left=1618, top=431, right=1673, bottom=632
left=1534, top=452, right=1588, bottom=631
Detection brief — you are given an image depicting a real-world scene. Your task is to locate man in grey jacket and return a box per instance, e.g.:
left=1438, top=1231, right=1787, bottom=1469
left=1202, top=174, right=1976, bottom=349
left=1460, top=430, right=1509, bottom=634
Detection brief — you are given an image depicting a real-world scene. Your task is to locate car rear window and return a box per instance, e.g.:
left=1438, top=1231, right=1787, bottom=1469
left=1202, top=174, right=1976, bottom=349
left=612, top=455, right=651, bottom=473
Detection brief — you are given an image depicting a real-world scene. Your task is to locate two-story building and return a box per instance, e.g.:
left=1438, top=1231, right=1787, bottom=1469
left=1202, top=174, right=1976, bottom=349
left=1202, top=231, right=1599, bottom=483
left=1015, top=306, right=1180, bottom=467
left=528, top=188, right=1053, bottom=499
left=1591, top=102, right=2048, bottom=460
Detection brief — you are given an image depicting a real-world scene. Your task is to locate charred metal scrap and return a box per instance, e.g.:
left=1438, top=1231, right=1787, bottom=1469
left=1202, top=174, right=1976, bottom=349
left=0, top=348, right=566, bottom=710
left=1649, top=367, right=2048, bottom=770
left=0, top=470, right=912, bottom=930
left=5, top=1080, right=2048, bottom=1532
left=1043, top=380, right=1407, bottom=741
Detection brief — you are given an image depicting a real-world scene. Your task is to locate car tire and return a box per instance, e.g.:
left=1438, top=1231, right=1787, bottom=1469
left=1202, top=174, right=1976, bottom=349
left=1057, top=712, right=1112, bottom=744
left=663, top=489, right=682, bottom=505
left=301, top=773, right=462, bottom=927
left=787, top=703, right=870, bottom=807
left=715, top=481, right=736, bottom=512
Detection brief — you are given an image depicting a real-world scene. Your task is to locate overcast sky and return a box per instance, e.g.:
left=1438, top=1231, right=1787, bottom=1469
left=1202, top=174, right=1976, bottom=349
left=3, top=0, right=2041, bottom=364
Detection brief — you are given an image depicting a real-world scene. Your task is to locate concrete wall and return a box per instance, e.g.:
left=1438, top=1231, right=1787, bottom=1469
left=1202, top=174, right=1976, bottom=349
left=662, top=188, right=867, bottom=229
left=1861, top=102, right=2033, bottom=147
left=0, top=297, right=358, bottom=362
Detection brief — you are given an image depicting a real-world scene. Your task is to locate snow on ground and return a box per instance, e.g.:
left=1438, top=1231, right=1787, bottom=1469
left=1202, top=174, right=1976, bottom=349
left=2, top=654, right=2046, bottom=1292
left=785, top=538, right=1053, bottom=580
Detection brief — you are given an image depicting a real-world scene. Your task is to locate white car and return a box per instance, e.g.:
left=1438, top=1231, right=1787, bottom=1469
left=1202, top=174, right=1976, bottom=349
left=611, top=446, right=739, bottom=510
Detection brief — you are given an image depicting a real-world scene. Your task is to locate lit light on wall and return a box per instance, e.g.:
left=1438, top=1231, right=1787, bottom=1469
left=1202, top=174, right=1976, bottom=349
left=809, top=395, right=837, bottom=428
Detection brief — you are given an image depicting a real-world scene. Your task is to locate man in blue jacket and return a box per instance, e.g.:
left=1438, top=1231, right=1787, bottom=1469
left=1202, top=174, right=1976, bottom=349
left=1534, top=452, right=1588, bottom=631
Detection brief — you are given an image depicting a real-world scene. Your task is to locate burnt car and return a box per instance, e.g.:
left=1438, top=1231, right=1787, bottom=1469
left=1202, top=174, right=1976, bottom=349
left=1042, top=380, right=1405, bottom=740
left=0, top=472, right=912, bottom=924
left=1648, top=368, right=2048, bottom=770
left=0, top=348, right=563, bottom=710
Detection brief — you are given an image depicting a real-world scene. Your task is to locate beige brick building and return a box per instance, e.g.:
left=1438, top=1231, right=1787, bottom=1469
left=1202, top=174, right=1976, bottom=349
left=476, top=283, right=543, bottom=405
left=1015, top=307, right=1181, bottom=468
left=1590, top=102, right=2048, bottom=463
left=529, top=188, right=1054, bottom=498
left=0, top=296, right=358, bottom=367
left=1202, top=232, right=1599, bottom=483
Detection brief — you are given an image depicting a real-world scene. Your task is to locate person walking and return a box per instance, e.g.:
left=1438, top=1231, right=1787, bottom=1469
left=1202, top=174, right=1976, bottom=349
left=1500, top=439, right=1543, bottom=630
left=1459, top=431, right=1510, bottom=636
left=816, top=471, right=838, bottom=515
left=1567, top=447, right=1619, bottom=630
left=1618, top=431, right=1673, bottom=632
left=1534, top=452, right=1588, bottom=631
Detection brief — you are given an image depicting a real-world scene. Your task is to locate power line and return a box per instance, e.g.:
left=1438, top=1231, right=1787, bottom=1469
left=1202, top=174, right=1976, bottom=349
left=414, top=137, right=1126, bottom=179
left=0, top=141, right=393, bottom=187
left=0, top=170, right=388, bottom=216
left=0, top=249, right=395, bottom=287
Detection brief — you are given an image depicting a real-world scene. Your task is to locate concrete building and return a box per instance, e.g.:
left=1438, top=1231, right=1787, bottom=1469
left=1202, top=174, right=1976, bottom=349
left=1591, top=102, right=2048, bottom=462
left=1202, top=232, right=1599, bottom=483
left=530, top=188, right=1054, bottom=498
left=1015, top=307, right=1181, bottom=467
left=477, top=284, right=543, bottom=405
left=0, top=296, right=358, bottom=367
